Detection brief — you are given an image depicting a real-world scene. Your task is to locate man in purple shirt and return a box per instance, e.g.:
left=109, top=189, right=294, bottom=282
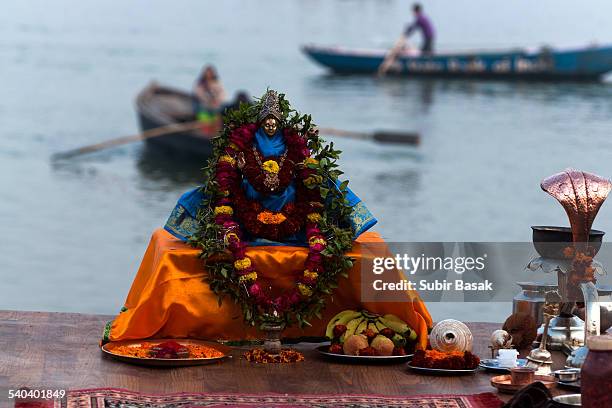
left=405, top=3, right=435, bottom=55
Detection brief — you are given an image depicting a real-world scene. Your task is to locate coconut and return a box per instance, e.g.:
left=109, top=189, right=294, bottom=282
left=343, top=334, right=369, bottom=356
left=371, top=335, right=395, bottom=356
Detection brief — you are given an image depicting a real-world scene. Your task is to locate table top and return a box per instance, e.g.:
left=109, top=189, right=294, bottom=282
left=0, top=310, right=575, bottom=403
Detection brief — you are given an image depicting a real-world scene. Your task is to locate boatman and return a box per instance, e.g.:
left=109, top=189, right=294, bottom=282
left=405, top=3, right=435, bottom=55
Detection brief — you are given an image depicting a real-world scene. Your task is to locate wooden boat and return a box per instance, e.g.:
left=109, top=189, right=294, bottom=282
left=302, top=44, right=612, bottom=81
left=136, top=83, right=216, bottom=157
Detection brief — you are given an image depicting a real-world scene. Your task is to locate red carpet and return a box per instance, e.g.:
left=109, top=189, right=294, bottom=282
left=15, top=388, right=503, bottom=408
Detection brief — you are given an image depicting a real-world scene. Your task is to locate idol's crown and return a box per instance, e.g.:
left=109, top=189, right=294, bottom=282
left=258, top=90, right=282, bottom=122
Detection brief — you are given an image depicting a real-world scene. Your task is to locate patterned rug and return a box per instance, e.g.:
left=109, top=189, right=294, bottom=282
left=15, top=388, right=503, bottom=408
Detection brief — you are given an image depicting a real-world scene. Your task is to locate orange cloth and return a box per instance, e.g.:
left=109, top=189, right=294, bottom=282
left=108, top=229, right=432, bottom=349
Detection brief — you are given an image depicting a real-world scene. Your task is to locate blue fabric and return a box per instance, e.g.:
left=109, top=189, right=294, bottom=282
left=241, top=128, right=296, bottom=212
left=164, top=181, right=377, bottom=243
left=163, top=188, right=206, bottom=241
left=243, top=179, right=296, bottom=212
left=254, top=127, right=286, bottom=155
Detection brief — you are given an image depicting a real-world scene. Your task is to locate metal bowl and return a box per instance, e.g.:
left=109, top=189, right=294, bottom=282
left=552, top=394, right=581, bottom=407
left=532, top=226, right=604, bottom=259
left=553, top=368, right=580, bottom=382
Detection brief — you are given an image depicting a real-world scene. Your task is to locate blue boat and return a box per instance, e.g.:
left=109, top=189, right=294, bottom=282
left=302, top=44, right=612, bottom=81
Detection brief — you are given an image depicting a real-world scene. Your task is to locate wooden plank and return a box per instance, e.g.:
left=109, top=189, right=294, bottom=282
left=0, top=310, right=571, bottom=403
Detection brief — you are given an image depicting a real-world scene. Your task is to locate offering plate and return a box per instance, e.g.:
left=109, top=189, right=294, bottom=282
left=101, top=338, right=231, bottom=367
left=315, top=345, right=413, bottom=364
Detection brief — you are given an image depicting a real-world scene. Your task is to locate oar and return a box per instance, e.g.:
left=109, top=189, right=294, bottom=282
left=378, top=34, right=407, bottom=76
left=52, top=122, right=420, bottom=160
left=319, top=127, right=420, bottom=146
left=51, top=121, right=206, bottom=160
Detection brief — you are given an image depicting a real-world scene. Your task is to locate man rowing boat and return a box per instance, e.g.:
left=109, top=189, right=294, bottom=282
left=378, top=3, right=435, bottom=75
left=405, top=3, right=435, bottom=55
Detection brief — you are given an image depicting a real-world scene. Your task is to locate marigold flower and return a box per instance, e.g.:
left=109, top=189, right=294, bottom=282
left=214, top=206, right=234, bottom=216
left=257, top=211, right=287, bottom=225
left=297, top=283, right=313, bottom=297
left=307, top=213, right=322, bottom=223
left=303, top=270, right=318, bottom=280
left=239, top=271, right=258, bottom=283
left=224, top=232, right=240, bottom=245
left=262, top=160, right=280, bottom=174
left=234, top=257, right=252, bottom=270
left=303, top=158, right=319, bottom=167
left=219, top=155, right=236, bottom=166
left=308, top=237, right=327, bottom=246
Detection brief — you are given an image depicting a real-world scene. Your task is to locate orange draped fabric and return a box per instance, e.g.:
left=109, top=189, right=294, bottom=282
left=108, top=229, right=432, bottom=349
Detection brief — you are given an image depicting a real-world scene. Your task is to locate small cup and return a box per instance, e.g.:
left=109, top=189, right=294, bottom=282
left=553, top=369, right=580, bottom=382
left=510, top=366, right=536, bottom=385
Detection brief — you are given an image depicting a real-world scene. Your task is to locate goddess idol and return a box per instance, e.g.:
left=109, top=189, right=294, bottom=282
left=103, top=90, right=431, bottom=344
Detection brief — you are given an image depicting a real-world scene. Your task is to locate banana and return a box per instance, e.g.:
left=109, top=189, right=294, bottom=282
left=338, top=311, right=363, bottom=326
left=375, top=320, right=388, bottom=332
left=328, top=310, right=357, bottom=327
left=379, top=316, right=418, bottom=342
left=379, top=317, right=409, bottom=335
left=392, top=333, right=407, bottom=348
left=325, top=310, right=360, bottom=339
left=361, top=310, right=380, bottom=320
left=343, top=316, right=365, bottom=341
left=406, top=327, right=418, bottom=342
left=355, top=319, right=368, bottom=336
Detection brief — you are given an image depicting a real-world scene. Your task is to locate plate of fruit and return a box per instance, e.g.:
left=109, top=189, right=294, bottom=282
left=316, top=310, right=417, bottom=363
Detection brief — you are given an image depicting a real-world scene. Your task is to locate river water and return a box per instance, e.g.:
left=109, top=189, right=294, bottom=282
left=1, top=0, right=612, bottom=322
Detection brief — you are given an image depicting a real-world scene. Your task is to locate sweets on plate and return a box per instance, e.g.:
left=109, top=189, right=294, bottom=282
left=411, top=349, right=480, bottom=370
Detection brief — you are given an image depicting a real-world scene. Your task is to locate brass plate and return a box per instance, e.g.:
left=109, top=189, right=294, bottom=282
left=101, top=338, right=231, bottom=367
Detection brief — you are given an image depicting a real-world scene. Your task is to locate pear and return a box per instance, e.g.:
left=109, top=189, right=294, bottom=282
left=371, top=335, right=395, bottom=356
left=343, top=334, right=368, bottom=356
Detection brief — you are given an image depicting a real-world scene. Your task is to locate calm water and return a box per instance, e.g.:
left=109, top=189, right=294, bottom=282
left=2, top=0, right=612, bottom=322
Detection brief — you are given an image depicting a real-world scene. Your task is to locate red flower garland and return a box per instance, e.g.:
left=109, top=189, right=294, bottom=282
left=211, top=123, right=328, bottom=312
left=241, top=146, right=300, bottom=195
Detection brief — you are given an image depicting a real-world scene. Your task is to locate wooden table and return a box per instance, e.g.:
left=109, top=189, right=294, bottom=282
left=0, top=310, right=574, bottom=405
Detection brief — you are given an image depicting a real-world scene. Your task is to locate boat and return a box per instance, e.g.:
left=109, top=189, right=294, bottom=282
left=302, top=44, right=612, bottom=81
left=136, top=82, right=216, bottom=158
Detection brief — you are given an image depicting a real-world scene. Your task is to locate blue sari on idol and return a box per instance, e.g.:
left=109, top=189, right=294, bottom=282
left=164, top=128, right=377, bottom=245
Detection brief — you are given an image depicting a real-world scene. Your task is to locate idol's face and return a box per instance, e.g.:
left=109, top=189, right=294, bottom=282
left=262, top=117, right=278, bottom=136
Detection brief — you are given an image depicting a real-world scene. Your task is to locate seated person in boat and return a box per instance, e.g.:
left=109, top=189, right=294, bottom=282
left=193, top=64, right=226, bottom=121
left=165, top=89, right=377, bottom=325
left=405, top=3, right=435, bottom=55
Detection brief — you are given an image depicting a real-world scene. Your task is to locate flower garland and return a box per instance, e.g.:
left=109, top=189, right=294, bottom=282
left=240, top=140, right=301, bottom=194
left=192, top=92, right=356, bottom=328
left=212, top=124, right=329, bottom=309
